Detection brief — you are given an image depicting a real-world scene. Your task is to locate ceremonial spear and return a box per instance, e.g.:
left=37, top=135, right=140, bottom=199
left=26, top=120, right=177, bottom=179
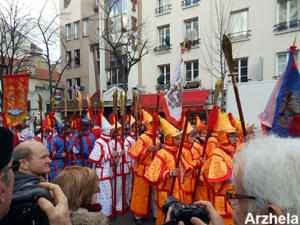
left=222, top=34, right=247, bottom=137
left=192, top=66, right=223, bottom=200
left=132, top=90, right=138, bottom=140
left=76, top=90, right=84, bottom=166
left=37, top=94, right=43, bottom=143
left=152, top=86, right=161, bottom=158
left=72, top=98, right=78, bottom=134
left=170, top=109, right=191, bottom=196
left=138, top=93, right=142, bottom=134
left=63, top=96, right=68, bottom=167
left=50, top=97, right=55, bottom=136
left=112, top=89, right=118, bottom=218
left=192, top=105, right=218, bottom=201
left=120, top=89, right=126, bottom=213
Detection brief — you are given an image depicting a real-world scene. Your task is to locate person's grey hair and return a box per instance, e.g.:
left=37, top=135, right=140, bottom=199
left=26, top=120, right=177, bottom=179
left=234, top=135, right=300, bottom=217
left=12, top=143, right=32, bottom=163
left=0, top=167, right=12, bottom=186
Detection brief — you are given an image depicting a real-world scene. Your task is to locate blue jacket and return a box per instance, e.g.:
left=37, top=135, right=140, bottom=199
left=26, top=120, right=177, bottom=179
left=47, top=134, right=68, bottom=171
left=68, top=130, right=95, bottom=167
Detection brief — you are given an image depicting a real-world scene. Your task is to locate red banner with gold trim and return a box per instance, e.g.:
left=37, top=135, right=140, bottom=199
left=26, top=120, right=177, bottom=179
left=3, top=74, right=30, bottom=125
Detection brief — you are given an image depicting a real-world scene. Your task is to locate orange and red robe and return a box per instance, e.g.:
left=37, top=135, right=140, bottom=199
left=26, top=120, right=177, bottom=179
left=128, top=131, right=155, bottom=217
left=144, top=144, right=180, bottom=225
left=178, top=141, right=202, bottom=204
left=201, top=136, right=235, bottom=225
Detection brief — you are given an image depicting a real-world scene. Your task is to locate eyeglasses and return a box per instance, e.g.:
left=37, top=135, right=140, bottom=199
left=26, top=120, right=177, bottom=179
left=8, top=161, right=20, bottom=172
left=226, top=189, right=256, bottom=207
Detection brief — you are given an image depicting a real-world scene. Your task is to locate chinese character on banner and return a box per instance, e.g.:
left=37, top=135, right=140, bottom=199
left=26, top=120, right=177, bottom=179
left=3, top=74, right=30, bottom=125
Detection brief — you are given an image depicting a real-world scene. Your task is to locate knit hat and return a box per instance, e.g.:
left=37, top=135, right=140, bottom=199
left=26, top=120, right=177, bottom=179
left=0, top=127, right=14, bottom=170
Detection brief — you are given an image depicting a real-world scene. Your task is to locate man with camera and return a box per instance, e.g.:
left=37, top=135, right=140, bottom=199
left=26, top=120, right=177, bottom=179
left=164, top=135, right=300, bottom=225
left=0, top=127, right=72, bottom=225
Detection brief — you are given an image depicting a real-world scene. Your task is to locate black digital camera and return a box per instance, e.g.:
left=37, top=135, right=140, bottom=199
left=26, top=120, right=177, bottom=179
left=0, top=174, right=52, bottom=225
left=162, top=196, right=209, bottom=225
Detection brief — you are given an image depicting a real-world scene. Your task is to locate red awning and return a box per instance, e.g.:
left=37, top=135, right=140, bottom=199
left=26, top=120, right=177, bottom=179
left=142, top=90, right=210, bottom=112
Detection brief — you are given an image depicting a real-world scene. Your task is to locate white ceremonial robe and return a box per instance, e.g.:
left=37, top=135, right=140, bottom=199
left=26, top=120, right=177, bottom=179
left=110, top=138, right=131, bottom=212
left=124, top=134, right=136, bottom=206
left=88, top=134, right=113, bottom=217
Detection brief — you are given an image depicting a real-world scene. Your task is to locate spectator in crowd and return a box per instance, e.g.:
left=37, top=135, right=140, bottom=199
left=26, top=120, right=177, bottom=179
left=0, top=127, right=72, bottom=225
left=53, top=165, right=108, bottom=225
left=0, top=127, right=15, bottom=220
left=12, top=141, right=52, bottom=179
left=166, top=135, right=300, bottom=225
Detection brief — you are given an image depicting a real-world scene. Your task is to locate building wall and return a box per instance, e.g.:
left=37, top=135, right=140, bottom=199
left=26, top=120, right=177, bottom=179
left=28, top=78, right=57, bottom=118
left=140, top=0, right=300, bottom=96
left=98, top=0, right=139, bottom=101
left=59, top=0, right=99, bottom=100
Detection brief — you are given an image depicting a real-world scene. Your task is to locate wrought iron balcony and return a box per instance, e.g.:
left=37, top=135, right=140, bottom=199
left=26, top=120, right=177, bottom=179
left=273, top=20, right=300, bottom=32
left=228, top=30, right=252, bottom=40
left=155, top=4, right=172, bottom=15
left=181, top=0, right=200, bottom=8
left=154, top=44, right=172, bottom=53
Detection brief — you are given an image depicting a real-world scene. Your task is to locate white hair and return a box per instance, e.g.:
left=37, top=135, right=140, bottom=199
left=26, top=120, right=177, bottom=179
left=234, top=135, right=300, bottom=217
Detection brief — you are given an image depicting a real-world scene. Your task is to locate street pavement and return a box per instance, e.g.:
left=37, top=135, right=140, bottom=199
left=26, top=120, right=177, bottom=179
left=110, top=209, right=156, bottom=225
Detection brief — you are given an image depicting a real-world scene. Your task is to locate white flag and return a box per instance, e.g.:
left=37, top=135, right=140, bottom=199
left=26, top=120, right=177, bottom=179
left=162, top=48, right=185, bottom=126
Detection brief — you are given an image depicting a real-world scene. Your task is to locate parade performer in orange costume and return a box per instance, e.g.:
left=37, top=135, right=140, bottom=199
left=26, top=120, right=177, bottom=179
left=128, top=110, right=160, bottom=223
left=191, top=115, right=210, bottom=202
left=178, top=119, right=200, bottom=205
left=201, top=112, right=237, bottom=225
left=144, top=117, right=182, bottom=225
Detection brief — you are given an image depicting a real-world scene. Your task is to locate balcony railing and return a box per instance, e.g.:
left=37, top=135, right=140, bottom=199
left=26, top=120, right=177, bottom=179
left=181, top=0, right=200, bottom=7
left=155, top=4, right=172, bottom=15
left=273, top=20, right=300, bottom=32
left=154, top=44, right=172, bottom=53
left=228, top=30, right=252, bottom=40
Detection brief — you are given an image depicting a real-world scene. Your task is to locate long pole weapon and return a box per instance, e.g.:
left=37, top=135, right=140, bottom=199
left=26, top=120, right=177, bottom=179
left=192, top=105, right=218, bottom=201
left=63, top=96, right=68, bottom=167
left=133, top=90, right=138, bottom=140
left=222, top=35, right=247, bottom=137
left=76, top=90, right=84, bottom=167
left=50, top=97, right=55, bottom=137
left=100, top=99, right=104, bottom=113
left=112, top=90, right=118, bottom=218
left=138, top=93, right=142, bottom=134
left=120, top=90, right=126, bottom=213
left=72, top=98, right=78, bottom=135
left=93, top=101, right=97, bottom=125
left=170, top=109, right=191, bottom=196
left=38, top=94, right=43, bottom=143
left=152, top=86, right=161, bottom=158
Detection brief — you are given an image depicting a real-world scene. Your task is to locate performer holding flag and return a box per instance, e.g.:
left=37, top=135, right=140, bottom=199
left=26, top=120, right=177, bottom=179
left=162, top=44, right=186, bottom=127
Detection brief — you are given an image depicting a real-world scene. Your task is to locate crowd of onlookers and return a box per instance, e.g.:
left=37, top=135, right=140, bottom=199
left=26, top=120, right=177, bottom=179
left=1, top=125, right=300, bottom=225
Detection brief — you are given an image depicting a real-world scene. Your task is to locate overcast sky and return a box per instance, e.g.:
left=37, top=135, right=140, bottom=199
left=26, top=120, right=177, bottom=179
left=21, top=0, right=61, bottom=61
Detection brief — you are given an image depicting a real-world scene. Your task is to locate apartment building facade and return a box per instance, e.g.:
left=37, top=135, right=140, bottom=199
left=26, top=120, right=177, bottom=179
left=59, top=0, right=100, bottom=111
left=139, top=0, right=300, bottom=109
left=98, top=0, right=140, bottom=106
